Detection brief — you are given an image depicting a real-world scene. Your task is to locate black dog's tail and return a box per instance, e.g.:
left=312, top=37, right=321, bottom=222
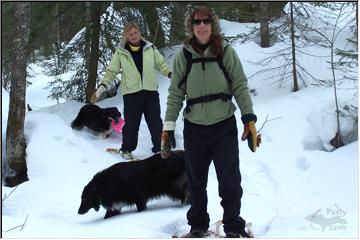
left=71, top=115, right=84, bottom=130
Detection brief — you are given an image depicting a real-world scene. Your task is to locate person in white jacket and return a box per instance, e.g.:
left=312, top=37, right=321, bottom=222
left=92, top=22, right=172, bottom=160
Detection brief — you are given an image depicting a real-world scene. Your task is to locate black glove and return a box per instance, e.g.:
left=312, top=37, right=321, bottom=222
left=168, top=72, right=172, bottom=78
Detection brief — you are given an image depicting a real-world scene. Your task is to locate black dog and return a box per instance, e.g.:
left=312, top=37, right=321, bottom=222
left=71, top=104, right=121, bottom=137
left=78, top=150, right=188, bottom=219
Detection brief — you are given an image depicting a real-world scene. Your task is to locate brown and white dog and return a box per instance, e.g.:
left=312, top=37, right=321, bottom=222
left=71, top=104, right=121, bottom=138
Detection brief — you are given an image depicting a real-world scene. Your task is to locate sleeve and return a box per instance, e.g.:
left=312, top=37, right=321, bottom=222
left=153, top=47, right=172, bottom=76
left=100, top=49, right=122, bottom=87
left=164, top=50, right=187, bottom=123
left=223, top=46, right=254, bottom=115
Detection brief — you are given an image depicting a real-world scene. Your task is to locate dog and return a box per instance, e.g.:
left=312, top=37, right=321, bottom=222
left=71, top=104, right=121, bottom=137
left=78, top=150, right=188, bottom=219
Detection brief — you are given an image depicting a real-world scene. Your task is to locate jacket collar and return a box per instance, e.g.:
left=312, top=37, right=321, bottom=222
left=119, top=38, right=153, bottom=51
left=184, top=41, right=228, bottom=58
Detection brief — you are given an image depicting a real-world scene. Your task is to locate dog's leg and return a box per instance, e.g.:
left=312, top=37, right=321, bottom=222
left=104, top=209, right=120, bottom=219
left=167, top=190, right=188, bottom=205
left=135, top=198, right=147, bottom=212
left=171, top=175, right=190, bottom=205
left=104, top=129, right=112, bottom=138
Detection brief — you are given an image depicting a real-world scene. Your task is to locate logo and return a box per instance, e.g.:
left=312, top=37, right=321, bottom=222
left=305, top=204, right=347, bottom=232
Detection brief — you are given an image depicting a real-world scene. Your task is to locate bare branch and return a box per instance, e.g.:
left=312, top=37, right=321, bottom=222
left=2, top=186, right=18, bottom=206
left=4, top=214, right=28, bottom=232
left=257, top=114, right=283, bottom=133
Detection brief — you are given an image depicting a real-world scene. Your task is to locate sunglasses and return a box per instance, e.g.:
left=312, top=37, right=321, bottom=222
left=192, top=18, right=212, bottom=25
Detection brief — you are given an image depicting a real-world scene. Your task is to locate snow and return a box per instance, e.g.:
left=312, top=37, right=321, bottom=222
left=2, top=8, right=358, bottom=238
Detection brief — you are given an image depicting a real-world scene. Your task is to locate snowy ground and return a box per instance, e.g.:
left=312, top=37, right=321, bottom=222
left=2, top=16, right=358, bottom=238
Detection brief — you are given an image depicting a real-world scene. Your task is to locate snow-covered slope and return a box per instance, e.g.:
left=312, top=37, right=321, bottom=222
left=2, top=15, right=358, bottom=238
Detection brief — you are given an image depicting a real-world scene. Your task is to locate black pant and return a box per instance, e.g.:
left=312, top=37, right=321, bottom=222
left=183, top=115, right=246, bottom=234
left=121, top=90, right=163, bottom=153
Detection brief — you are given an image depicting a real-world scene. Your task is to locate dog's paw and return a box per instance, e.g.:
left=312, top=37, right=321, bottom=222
left=104, top=209, right=120, bottom=219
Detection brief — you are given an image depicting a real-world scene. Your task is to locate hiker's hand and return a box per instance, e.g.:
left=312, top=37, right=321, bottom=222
left=168, top=131, right=176, bottom=148
left=161, top=121, right=176, bottom=159
left=90, top=84, right=106, bottom=103
left=240, top=113, right=258, bottom=152
left=161, top=131, right=172, bottom=159
left=168, top=72, right=172, bottom=78
left=241, top=121, right=258, bottom=152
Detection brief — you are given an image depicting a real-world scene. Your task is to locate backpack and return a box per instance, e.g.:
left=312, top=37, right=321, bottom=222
left=178, top=46, right=233, bottom=113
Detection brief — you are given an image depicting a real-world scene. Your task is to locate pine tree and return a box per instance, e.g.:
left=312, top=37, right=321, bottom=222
left=244, top=2, right=324, bottom=92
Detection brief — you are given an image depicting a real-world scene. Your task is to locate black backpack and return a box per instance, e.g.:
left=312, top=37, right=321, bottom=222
left=178, top=46, right=233, bottom=113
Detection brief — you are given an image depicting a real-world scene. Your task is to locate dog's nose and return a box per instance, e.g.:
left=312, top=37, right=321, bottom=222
left=78, top=208, right=85, bottom=214
left=78, top=205, right=87, bottom=214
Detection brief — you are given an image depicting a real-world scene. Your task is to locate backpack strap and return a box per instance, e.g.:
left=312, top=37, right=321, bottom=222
left=185, top=93, right=232, bottom=113
left=181, top=45, right=235, bottom=113
left=216, top=45, right=232, bottom=87
left=177, top=48, right=193, bottom=89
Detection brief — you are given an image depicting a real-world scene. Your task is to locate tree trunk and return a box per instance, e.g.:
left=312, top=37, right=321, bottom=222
left=52, top=3, right=61, bottom=74
left=5, top=2, right=31, bottom=187
left=356, top=2, right=358, bottom=43
left=260, top=2, right=270, bottom=48
left=138, top=3, right=165, bottom=48
left=330, top=42, right=341, bottom=147
left=85, top=2, right=101, bottom=103
left=290, top=3, right=299, bottom=92
left=84, top=1, right=91, bottom=100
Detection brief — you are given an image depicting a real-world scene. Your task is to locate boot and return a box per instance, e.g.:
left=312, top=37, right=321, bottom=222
left=120, top=151, right=135, bottom=160
left=182, top=229, right=208, bottom=238
left=226, top=229, right=254, bottom=238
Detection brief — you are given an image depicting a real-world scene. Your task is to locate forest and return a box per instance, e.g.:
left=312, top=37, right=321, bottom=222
left=2, top=2, right=288, bottom=100
left=1, top=2, right=358, bottom=237
left=2, top=1, right=358, bottom=186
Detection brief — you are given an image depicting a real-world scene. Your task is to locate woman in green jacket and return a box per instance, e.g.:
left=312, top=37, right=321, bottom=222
left=92, top=22, right=172, bottom=160
left=161, top=6, right=258, bottom=238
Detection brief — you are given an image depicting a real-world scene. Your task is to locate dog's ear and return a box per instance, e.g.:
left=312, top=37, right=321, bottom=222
left=115, top=108, right=122, bottom=117
left=105, top=107, right=121, bottom=119
left=110, top=107, right=121, bottom=117
left=93, top=199, right=100, bottom=212
left=91, top=187, right=101, bottom=212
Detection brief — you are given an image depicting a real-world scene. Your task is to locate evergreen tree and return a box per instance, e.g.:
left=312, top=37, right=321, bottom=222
left=244, top=2, right=325, bottom=92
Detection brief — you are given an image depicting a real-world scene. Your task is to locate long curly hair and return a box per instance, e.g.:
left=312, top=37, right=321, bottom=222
left=184, top=6, right=224, bottom=56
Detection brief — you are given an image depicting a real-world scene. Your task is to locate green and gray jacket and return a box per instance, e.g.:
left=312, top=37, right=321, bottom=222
left=164, top=43, right=254, bottom=126
left=100, top=38, right=171, bottom=95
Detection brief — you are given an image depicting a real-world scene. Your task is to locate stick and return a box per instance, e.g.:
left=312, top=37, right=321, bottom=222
left=5, top=214, right=28, bottom=232
left=257, top=114, right=283, bottom=133
left=2, top=186, right=18, bottom=206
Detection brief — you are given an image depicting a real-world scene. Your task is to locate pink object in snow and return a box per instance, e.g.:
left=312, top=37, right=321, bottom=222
left=111, top=117, right=125, bottom=133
